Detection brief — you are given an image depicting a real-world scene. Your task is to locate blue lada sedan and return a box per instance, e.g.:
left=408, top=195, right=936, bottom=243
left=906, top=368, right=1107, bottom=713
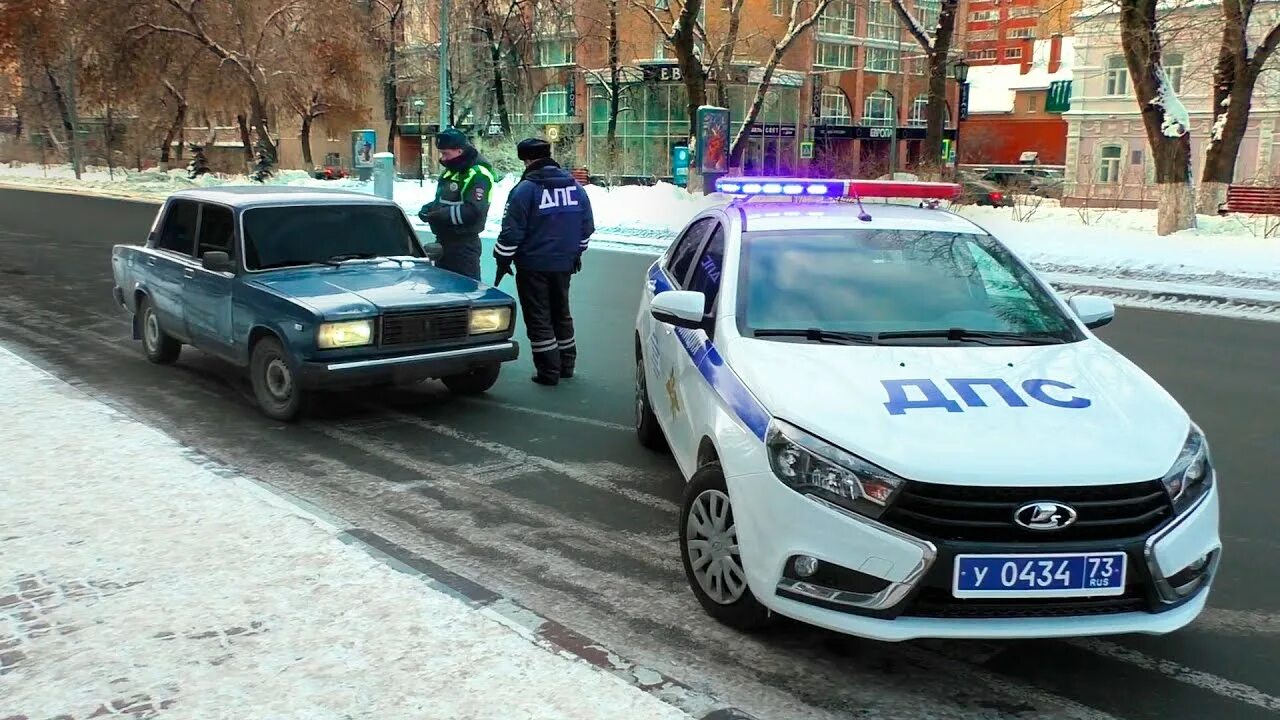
left=111, top=186, right=518, bottom=420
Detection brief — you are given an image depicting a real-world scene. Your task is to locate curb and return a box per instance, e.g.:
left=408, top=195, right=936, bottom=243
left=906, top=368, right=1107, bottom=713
left=1047, top=278, right=1280, bottom=317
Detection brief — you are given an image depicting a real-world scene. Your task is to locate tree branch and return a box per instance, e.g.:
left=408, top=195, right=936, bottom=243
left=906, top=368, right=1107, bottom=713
left=1250, top=20, right=1280, bottom=74
left=254, top=0, right=303, bottom=63
left=632, top=0, right=678, bottom=42
left=889, top=0, right=934, bottom=50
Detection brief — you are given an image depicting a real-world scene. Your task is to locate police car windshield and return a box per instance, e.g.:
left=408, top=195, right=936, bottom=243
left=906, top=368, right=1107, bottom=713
left=243, top=204, right=421, bottom=270
left=739, top=228, right=1081, bottom=343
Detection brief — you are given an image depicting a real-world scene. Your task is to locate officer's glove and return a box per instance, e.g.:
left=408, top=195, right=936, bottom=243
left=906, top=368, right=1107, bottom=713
left=494, top=260, right=513, bottom=286
left=573, top=256, right=582, bottom=274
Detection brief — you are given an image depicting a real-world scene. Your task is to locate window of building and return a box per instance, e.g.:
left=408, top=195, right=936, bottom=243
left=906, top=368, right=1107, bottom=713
left=914, top=0, right=940, bottom=33
left=534, top=87, right=568, bottom=120
left=819, top=0, right=857, bottom=36
left=1105, top=55, right=1129, bottom=96
left=1164, top=52, right=1184, bottom=94
left=907, top=95, right=949, bottom=127
left=968, top=29, right=998, bottom=42
left=866, top=47, right=900, bottom=73
left=1009, top=6, right=1037, bottom=17
left=1005, top=46, right=1023, bottom=60
left=820, top=87, right=853, bottom=123
left=656, top=0, right=669, bottom=8
left=1098, top=145, right=1123, bottom=183
left=866, top=0, right=898, bottom=41
left=1025, top=94, right=1038, bottom=113
left=967, top=48, right=998, bottom=60
left=815, top=40, right=856, bottom=69
left=1007, top=27, right=1034, bottom=39
left=772, top=0, right=783, bottom=13
left=863, top=90, right=895, bottom=127
left=536, top=38, right=574, bottom=66
left=969, top=9, right=998, bottom=21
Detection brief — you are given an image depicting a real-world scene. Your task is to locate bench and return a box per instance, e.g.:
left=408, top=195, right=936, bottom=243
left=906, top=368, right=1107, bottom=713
left=570, top=167, right=590, bottom=185
left=1220, top=184, right=1280, bottom=236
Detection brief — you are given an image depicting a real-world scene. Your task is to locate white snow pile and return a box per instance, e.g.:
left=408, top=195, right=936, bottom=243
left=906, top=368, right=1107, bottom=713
left=0, top=346, right=690, bottom=720
left=1154, top=69, right=1192, bottom=138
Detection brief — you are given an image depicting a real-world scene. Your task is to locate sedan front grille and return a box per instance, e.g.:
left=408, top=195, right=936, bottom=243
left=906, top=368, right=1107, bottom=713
left=882, top=480, right=1173, bottom=543
left=379, top=307, right=470, bottom=347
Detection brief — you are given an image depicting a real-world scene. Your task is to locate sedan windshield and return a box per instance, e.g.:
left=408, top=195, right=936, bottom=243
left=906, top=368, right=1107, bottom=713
left=738, top=228, right=1081, bottom=343
left=243, top=204, right=422, bottom=270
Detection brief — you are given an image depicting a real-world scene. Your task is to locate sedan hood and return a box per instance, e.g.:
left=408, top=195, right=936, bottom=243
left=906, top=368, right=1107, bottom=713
left=726, top=337, right=1190, bottom=487
left=249, top=258, right=505, bottom=318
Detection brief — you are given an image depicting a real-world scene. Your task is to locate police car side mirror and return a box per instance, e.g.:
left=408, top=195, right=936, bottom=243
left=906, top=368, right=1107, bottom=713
left=1069, top=295, right=1115, bottom=329
left=651, top=290, right=707, bottom=330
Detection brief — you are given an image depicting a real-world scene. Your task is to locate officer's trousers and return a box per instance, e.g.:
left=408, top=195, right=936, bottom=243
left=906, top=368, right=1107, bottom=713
left=515, top=269, right=575, bottom=381
left=436, top=237, right=482, bottom=280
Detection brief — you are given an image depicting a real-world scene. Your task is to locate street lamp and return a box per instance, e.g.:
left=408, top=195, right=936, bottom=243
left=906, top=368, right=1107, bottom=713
left=951, top=59, right=970, bottom=178
left=413, top=98, right=426, bottom=186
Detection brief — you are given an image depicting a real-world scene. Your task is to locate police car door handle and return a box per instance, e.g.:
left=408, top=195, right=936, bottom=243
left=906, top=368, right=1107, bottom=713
left=646, top=279, right=656, bottom=292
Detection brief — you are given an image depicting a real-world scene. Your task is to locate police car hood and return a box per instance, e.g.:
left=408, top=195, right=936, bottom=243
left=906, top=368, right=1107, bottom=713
left=727, top=338, right=1189, bottom=487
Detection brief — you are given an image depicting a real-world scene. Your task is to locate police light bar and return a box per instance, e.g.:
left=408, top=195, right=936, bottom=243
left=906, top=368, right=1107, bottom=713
left=714, top=177, right=960, bottom=201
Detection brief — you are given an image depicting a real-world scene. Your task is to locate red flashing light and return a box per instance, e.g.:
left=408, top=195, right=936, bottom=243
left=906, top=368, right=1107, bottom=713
left=845, top=179, right=962, bottom=201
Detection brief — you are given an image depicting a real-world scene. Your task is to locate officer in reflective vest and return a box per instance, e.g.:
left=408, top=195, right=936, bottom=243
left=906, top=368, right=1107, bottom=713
left=495, top=138, right=595, bottom=385
left=418, top=128, right=498, bottom=280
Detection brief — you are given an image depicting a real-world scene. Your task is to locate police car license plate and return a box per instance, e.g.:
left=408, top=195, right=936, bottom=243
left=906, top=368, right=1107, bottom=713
left=952, top=552, right=1127, bottom=599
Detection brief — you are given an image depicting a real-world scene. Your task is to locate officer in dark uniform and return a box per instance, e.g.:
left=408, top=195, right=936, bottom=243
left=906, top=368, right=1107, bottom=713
left=418, top=128, right=498, bottom=280
left=494, top=138, right=595, bottom=385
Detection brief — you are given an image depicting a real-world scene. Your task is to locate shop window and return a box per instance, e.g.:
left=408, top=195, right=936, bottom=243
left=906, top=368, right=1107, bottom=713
left=1105, top=55, right=1129, bottom=96
left=820, top=88, right=852, bottom=123
left=863, top=90, right=895, bottom=127
left=1005, top=47, right=1023, bottom=60
left=819, top=0, right=857, bottom=36
left=816, top=41, right=855, bottom=69
left=534, top=87, right=568, bottom=120
left=1098, top=145, right=1123, bottom=184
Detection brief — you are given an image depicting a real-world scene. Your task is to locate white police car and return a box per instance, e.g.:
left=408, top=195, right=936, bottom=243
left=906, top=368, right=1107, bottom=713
left=633, top=177, right=1220, bottom=641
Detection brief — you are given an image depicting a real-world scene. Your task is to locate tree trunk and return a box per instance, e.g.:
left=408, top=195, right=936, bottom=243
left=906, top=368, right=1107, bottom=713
left=1120, top=0, right=1194, bottom=235
left=160, top=103, right=187, bottom=169
left=43, top=66, right=74, bottom=140
left=301, top=114, right=314, bottom=167
left=1197, top=78, right=1253, bottom=214
left=236, top=113, right=254, bottom=162
left=249, top=94, right=276, bottom=162
left=606, top=0, right=620, bottom=175
left=890, top=0, right=959, bottom=173
left=385, top=43, right=399, bottom=152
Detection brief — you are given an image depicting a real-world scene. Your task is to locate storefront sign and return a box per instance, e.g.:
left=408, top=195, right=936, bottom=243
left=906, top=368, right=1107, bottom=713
left=641, top=63, right=747, bottom=84
left=813, top=125, right=957, bottom=141
left=747, top=123, right=797, bottom=138
left=800, top=141, right=814, bottom=159
left=959, top=83, right=971, bottom=121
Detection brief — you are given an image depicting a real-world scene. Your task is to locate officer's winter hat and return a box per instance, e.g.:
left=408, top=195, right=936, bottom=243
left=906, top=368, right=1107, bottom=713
left=517, top=137, right=552, bottom=161
left=435, top=128, right=470, bottom=151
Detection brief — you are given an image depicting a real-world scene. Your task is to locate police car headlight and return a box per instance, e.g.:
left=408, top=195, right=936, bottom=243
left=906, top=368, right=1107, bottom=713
left=1161, top=423, right=1213, bottom=514
left=765, top=419, right=905, bottom=519
left=317, top=319, right=374, bottom=349
left=470, top=306, right=511, bottom=334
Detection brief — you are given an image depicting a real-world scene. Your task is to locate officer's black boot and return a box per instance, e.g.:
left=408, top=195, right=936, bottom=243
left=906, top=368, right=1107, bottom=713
left=531, top=348, right=560, bottom=386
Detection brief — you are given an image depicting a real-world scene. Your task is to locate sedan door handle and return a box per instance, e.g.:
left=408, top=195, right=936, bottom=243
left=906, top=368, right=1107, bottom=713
left=183, top=268, right=195, bottom=278
left=146, top=257, right=157, bottom=266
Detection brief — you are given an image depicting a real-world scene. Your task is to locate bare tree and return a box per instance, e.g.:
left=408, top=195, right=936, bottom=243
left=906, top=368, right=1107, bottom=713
left=1119, top=0, right=1194, bottom=234
left=369, top=0, right=405, bottom=153
left=1197, top=0, right=1280, bottom=213
left=634, top=0, right=707, bottom=188
left=889, top=0, right=959, bottom=174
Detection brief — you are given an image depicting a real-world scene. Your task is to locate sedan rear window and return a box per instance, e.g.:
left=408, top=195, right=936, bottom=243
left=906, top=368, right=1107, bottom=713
left=243, top=204, right=421, bottom=270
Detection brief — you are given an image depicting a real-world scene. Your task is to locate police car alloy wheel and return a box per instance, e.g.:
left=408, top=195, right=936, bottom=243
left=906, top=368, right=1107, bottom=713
left=679, top=463, right=771, bottom=631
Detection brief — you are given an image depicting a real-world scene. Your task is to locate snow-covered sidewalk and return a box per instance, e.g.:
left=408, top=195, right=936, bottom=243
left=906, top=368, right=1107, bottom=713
left=0, top=346, right=691, bottom=720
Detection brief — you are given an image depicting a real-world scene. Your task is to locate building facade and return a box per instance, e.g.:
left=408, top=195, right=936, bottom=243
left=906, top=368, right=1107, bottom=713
left=962, top=0, right=1079, bottom=65
left=960, top=35, right=1072, bottom=165
left=1063, top=3, right=1280, bottom=207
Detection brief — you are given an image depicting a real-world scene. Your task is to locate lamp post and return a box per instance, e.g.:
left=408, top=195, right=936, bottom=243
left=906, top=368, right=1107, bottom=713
left=413, top=98, right=426, bottom=186
left=952, top=59, right=969, bottom=179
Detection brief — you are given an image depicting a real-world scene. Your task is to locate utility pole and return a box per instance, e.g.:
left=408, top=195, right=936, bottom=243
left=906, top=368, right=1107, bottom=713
left=66, top=43, right=82, bottom=180
left=438, top=0, right=450, bottom=132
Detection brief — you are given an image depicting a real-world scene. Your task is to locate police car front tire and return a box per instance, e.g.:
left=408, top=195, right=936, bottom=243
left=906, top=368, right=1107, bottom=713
left=635, top=352, right=666, bottom=450
left=680, top=462, right=772, bottom=632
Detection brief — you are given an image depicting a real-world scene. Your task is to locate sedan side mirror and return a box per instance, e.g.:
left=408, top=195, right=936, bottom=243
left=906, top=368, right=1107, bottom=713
left=650, top=290, right=707, bottom=330
left=202, top=251, right=233, bottom=273
left=1069, top=295, right=1115, bottom=329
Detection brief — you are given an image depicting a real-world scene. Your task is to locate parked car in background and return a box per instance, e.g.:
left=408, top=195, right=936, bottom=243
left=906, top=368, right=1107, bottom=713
left=958, top=177, right=1013, bottom=207
left=111, top=187, right=519, bottom=421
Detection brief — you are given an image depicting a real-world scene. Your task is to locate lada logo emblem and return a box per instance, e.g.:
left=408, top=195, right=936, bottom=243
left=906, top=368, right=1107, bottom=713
left=1014, top=501, right=1078, bottom=531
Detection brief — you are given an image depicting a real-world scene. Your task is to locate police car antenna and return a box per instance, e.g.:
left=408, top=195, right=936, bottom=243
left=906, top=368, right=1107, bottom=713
left=847, top=185, right=873, bottom=222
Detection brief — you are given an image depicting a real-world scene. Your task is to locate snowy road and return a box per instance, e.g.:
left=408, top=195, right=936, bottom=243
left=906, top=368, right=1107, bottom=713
left=2, top=186, right=1279, bottom=720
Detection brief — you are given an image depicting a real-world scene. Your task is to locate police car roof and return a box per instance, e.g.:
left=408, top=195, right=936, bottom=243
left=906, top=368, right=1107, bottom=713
left=734, top=199, right=987, bottom=235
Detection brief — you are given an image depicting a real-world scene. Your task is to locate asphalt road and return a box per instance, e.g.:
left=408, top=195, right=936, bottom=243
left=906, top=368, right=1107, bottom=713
left=1, top=186, right=1278, bottom=720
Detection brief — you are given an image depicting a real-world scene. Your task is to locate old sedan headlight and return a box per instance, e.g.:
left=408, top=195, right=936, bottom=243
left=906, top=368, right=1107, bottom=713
left=766, top=419, right=905, bottom=519
left=470, top=306, right=511, bottom=334
left=1161, top=423, right=1213, bottom=514
left=317, top=319, right=374, bottom=349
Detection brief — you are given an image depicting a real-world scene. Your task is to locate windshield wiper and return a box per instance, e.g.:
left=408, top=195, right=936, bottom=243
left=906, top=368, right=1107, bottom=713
left=753, top=328, right=880, bottom=345
left=875, top=328, right=1069, bottom=345
left=324, top=252, right=383, bottom=265
left=256, top=260, right=318, bottom=270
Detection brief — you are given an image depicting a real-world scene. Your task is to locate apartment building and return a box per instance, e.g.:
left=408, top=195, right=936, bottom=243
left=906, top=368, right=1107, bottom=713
left=963, top=0, right=1079, bottom=66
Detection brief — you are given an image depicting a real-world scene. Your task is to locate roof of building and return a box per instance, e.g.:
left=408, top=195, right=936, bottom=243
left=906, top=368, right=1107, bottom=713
left=966, top=36, right=1076, bottom=115
left=167, top=186, right=396, bottom=208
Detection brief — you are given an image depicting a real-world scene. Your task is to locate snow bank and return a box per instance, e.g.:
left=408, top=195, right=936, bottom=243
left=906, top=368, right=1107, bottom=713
left=0, top=345, right=689, bottom=720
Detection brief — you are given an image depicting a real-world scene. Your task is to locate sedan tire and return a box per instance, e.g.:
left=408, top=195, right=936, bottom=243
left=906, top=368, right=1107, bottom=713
left=139, top=297, right=181, bottom=365
left=250, top=337, right=308, bottom=422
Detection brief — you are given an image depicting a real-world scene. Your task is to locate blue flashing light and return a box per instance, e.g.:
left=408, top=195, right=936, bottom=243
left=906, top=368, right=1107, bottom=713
left=715, top=176, right=842, bottom=197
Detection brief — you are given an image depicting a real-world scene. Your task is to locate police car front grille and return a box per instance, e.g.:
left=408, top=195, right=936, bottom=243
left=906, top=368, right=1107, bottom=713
left=882, top=480, right=1173, bottom=543
left=379, top=308, right=470, bottom=347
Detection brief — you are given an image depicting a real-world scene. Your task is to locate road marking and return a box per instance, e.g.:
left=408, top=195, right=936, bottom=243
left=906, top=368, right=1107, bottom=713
left=462, top=397, right=633, bottom=432
left=383, top=410, right=681, bottom=514
left=1069, top=638, right=1280, bottom=712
